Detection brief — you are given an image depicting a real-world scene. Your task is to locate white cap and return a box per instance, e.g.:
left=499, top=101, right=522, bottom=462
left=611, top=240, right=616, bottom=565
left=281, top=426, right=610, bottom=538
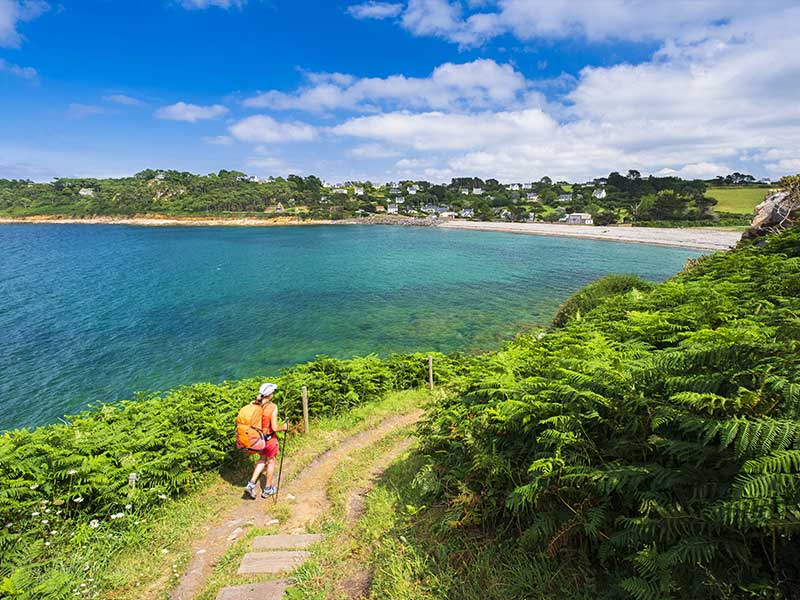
left=258, top=382, right=278, bottom=397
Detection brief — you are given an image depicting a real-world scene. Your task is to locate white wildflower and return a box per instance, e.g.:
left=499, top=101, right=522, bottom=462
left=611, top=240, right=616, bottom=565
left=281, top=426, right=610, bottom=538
left=158, top=494, right=167, bottom=500
left=68, top=469, right=78, bottom=475
left=45, top=542, right=50, bottom=546
left=32, top=511, right=40, bottom=516
left=161, top=548, right=168, bottom=554
left=73, top=496, right=84, bottom=504
left=4, top=523, right=12, bottom=528
left=125, top=504, right=132, bottom=510
left=110, top=512, right=124, bottom=519
left=50, top=530, right=58, bottom=535
left=42, top=519, right=49, bottom=525
left=29, top=483, right=39, bottom=490
left=45, top=508, right=51, bottom=513
left=89, top=519, right=99, bottom=529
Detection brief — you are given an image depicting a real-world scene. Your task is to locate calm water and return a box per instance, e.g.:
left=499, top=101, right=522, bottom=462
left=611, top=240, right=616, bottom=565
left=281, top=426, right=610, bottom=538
left=0, top=224, right=703, bottom=430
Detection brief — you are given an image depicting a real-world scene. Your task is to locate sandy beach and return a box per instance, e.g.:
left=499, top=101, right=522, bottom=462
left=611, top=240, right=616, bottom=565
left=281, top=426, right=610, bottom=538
left=436, top=220, right=741, bottom=251
left=0, top=215, right=742, bottom=251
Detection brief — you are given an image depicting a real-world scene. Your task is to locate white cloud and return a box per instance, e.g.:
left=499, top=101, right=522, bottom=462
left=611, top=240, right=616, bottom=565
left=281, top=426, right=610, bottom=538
left=155, top=102, right=229, bottom=122
left=326, top=4, right=800, bottom=182
left=229, top=115, right=317, bottom=143
left=66, top=103, right=116, bottom=119
left=348, top=143, right=400, bottom=158
left=177, top=0, right=246, bottom=9
left=104, top=94, right=146, bottom=107
left=656, top=163, right=732, bottom=180
left=347, top=2, right=403, bottom=19
left=0, top=0, right=48, bottom=47
left=244, top=59, right=535, bottom=113
left=333, top=108, right=555, bottom=151
left=203, top=135, right=234, bottom=145
left=0, top=57, right=36, bottom=79
left=385, top=0, right=793, bottom=48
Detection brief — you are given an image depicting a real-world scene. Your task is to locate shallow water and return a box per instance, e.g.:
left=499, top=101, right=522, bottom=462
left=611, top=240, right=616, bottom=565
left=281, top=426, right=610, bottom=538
left=0, top=224, right=704, bottom=430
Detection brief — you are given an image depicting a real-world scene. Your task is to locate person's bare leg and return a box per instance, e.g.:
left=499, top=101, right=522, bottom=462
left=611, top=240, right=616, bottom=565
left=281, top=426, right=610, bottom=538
left=250, top=457, right=266, bottom=484
left=265, top=457, right=276, bottom=488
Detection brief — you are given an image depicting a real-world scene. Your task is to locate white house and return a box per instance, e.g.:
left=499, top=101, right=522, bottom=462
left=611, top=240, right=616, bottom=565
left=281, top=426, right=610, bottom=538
left=592, top=188, right=607, bottom=199
left=332, top=188, right=348, bottom=194
left=396, top=197, right=406, bottom=204
left=507, top=183, right=521, bottom=191
left=557, top=194, right=572, bottom=202
left=407, top=185, right=418, bottom=195
left=566, top=212, right=593, bottom=225
left=459, top=207, right=474, bottom=218
left=389, top=187, right=401, bottom=195
left=527, top=211, right=536, bottom=222
left=387, top=204, right=399, bottom=214
left=460, top=188, right=469, bottom=195
left=78, top=188, right=95, bottom=196
left=527, top=192, right=540, bottom=201
left=472, top=187, right=484, bottom=195
left=422, top=204, right=451, bottom=214
left=523, top=183, right=533, bottom=189
left=275, top=202, right=284, bottom=213
left=354, top=187, right=364, bottom=196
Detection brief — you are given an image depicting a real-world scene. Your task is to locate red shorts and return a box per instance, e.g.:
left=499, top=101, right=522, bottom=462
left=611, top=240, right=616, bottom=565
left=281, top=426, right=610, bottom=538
left=258, top=437, right=279, bottom=459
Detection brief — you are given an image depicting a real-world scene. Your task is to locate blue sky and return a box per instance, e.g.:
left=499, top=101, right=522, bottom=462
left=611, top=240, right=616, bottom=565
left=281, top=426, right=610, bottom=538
left=1, top=0, right=798, bottom=183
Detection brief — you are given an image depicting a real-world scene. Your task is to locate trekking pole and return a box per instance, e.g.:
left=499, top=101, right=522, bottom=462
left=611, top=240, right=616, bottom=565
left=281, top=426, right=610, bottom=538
left=274, top=419, right=289, bottom=504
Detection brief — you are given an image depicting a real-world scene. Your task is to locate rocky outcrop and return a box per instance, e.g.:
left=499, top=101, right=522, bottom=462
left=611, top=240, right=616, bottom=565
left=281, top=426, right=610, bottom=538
left=741, top=190, right=799, bottom=241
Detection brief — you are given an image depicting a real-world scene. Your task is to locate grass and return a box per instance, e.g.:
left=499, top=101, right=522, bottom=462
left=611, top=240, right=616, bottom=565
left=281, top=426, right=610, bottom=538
left=707, top=186, right=770, bottom=214
left=102, top=389, right=430, bottom=600
left=286, top=424, right=419, bottom=600
left=330, top=452, right=600, bottom=600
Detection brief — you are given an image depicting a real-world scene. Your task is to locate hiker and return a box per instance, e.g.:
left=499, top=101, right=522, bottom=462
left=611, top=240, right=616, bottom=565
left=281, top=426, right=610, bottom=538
left=237, top=382, right=288, bottom=499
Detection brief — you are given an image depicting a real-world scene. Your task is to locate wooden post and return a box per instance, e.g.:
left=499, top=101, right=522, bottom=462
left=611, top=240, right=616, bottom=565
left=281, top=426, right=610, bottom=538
left=301, top=386, right=309, bottom=433
left=428, top=355, right=434, bottom=390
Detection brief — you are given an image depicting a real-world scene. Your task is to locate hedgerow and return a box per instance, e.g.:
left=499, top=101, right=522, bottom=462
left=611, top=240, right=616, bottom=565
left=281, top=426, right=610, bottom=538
left=0, top=352, right=447, bottom=598
left=417, top=226, right=800, bottom=598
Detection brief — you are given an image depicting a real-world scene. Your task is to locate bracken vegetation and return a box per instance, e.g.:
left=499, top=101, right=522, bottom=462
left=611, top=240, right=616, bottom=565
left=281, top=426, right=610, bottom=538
left=0, top=351, right=458, bottom=598
left=415, top=225, right=800, bottom=598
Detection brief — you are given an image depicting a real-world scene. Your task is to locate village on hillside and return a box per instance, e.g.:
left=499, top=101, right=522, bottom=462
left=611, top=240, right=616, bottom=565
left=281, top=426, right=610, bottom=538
left=0, top=170, right=773, bottom=227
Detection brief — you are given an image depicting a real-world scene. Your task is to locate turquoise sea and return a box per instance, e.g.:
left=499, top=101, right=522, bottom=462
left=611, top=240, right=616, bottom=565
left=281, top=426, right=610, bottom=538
left=0, top=224, right=704, bottom=430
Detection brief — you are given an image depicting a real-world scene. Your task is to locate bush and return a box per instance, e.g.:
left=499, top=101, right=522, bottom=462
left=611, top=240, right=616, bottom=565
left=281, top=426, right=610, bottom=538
left=551, top=274, right=654, bottom=328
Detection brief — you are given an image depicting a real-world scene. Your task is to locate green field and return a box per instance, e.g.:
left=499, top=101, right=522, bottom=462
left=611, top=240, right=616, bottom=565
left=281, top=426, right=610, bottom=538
left=707, top=186, right=770, bottom=214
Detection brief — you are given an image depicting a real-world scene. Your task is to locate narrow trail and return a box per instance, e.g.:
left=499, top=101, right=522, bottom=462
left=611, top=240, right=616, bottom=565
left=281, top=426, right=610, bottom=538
left=170, top=409, right=422, bottom=600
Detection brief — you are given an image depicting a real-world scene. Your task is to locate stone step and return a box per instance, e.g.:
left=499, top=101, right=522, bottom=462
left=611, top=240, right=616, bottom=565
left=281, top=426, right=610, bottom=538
left=215, top=579, right=290, bottom=600
left=251, top=534, right=323, bottom=550
left=237, top=551, right=311, bottom=575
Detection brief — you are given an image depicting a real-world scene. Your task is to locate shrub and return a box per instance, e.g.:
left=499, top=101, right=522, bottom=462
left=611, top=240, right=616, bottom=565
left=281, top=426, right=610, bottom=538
left=551, top=274, right=654, bottom=328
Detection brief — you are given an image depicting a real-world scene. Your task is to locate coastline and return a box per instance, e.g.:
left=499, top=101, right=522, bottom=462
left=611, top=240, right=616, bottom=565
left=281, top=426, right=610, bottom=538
left=0, top=214, right=741, bottom=251
left=437, top=220, right=741, bottom=251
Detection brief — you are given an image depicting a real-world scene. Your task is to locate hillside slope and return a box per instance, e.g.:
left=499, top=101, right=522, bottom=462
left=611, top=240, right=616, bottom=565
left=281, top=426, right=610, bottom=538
left=414, top=226, right=800, bottom=598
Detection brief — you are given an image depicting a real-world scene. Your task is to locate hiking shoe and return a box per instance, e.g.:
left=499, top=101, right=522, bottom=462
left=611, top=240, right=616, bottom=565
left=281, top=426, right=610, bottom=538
left=261, top=485, right=276, bottom=499
left=245, top=481, right=257, bottom=499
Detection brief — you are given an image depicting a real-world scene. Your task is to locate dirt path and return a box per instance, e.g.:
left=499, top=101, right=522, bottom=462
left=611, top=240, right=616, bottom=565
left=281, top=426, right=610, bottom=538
left=170, top=410, right=422, bottom=600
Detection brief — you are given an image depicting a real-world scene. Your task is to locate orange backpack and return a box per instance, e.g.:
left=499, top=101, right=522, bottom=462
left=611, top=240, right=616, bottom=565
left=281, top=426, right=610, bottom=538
left=236, top=403, right=266, bottom=452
